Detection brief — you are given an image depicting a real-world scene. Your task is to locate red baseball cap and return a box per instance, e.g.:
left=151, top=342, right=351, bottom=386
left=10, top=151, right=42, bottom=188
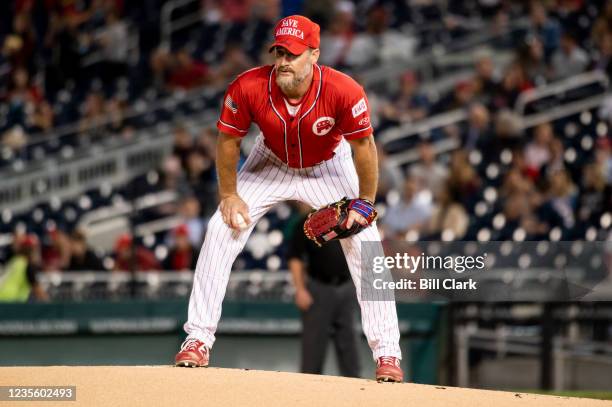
left=268, top=15, right=320, bottom=55
left=174, top=224, right=189, bottom=237
left=115, top=233, right=133, bottom=251
left=19, top=234, right=39, bottom=248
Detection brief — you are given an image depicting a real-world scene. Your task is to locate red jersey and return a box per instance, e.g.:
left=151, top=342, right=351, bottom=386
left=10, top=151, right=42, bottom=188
left=217, top=64, right=373, bottom=168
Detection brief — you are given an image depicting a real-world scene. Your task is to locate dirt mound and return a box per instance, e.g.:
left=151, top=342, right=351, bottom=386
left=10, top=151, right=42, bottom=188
left=0, top=366, right=608, bottom=406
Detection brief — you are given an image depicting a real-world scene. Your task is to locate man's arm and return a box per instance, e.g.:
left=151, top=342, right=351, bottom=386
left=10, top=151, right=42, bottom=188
left=347, top=135, right=378, bottom=202
left=287, top=220, right=313, bottom=311
left=26, top=265, right=49, bottom=301
left=346, top=135, right=378, bottom=228
left=216, top=132, right=251, bottom=229
left=288, top=258, right=313, bottom=311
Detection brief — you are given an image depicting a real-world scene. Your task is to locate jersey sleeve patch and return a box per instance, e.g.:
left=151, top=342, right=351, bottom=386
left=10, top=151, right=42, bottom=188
left=351, top=98, right=367, bottom=118
left=224, top=94, right=238, bottom=114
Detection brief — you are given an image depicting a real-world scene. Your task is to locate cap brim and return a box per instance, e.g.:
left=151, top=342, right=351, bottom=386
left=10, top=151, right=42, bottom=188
left=268, top=40, right=309, bottom=55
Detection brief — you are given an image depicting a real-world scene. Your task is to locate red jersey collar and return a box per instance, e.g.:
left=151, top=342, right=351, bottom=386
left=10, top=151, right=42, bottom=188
left=268, top=64, right=322, bottom=120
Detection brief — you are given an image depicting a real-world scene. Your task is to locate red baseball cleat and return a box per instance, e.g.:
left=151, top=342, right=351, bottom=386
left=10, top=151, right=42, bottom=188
left=175, top=338, right=210, bottom=367
left=376, top=356, right=403, bottom=382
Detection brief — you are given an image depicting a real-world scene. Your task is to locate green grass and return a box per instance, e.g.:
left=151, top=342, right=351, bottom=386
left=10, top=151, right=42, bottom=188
left=519, top=390, right=612, bottom=400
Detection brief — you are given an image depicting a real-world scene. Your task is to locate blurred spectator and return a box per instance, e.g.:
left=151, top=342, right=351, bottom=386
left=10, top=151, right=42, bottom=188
left=163, top=224, right=198, bottom=271
left=159, top=154, right=191, bottom=197
left=595, top=137, right=612, bottom=185
left=150, top=47, right=171, bottom=90
left=447, top=149, right=481, bottom=208
left=105, top=96, right=128, bottom=134
left=461, top=103, right=492, bottom=151
left=487, top=109, right=523, bottom=159
left=576, top=162, right=611, bottom=227
left=380, top=71, right=429, bottom=125
left=318, top=1, right=355, bottom=67
left=178, top=197, right=205, bottom=246
left=0, top=234, right=48, bottom=302
left=492, top=63, right=533, bottom=110
left=211, top=43, right=253, bottom=86
left=591, top=1, right=612, bottom=48
left=66, top=230, right=104, bottom=271
left=498, top=193, right=546, bottom=240
left=472, top=52, right=499, bottom=103
left=1, top=125, right=27, bottom=154
left=551, top=31, right=589, bottom=80
left=425, top=183, right=469, bottom=240
left=524, top=122, right=554, bottom=175
left=195, top=127, right=217, bottom=160
left=2, top=68, right=46, bottom=139
left=113, top=233, right=161, bottom=272
left=173, top=125, right=193, bottom=168
left=3, top=12, right=36, bottom=73
left=43, top=10, right=84, bottom=98
left=592, top=29, right=612, bottom=80
left=376, top=143, right=404, bottom=201
left=432, top=80, right=476, bottom=114
left=409, top=140, right=448, bottom=196
left=382, top=175, right=433, bottom=239
left=78, top=91, right=107, bottom=133
left=167, top=49, right=210, bottom=91
left=540, top=137, right=566, bottom=178
left=93, top=7, right=129, bottom=87
left=30, top=99, right=54, bottom=133
left=516, top=35, right=549, bottom=84
left=528, top=1, right=561, bottom=62
left=185, top=150, right=216, bottom=204
left=41, top=228, right=71, bottom=271
left=500, top=163, right=545, bottom=218
left=344, top=4, right=416, bottom=70
left=542, top=169, right=578, bottom=230
left=509, top=147, right=539, bottom=181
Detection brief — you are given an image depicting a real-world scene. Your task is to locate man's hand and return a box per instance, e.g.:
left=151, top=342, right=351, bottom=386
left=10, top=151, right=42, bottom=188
left=295, top=287, right=313, bottom=311
left=219, top=193, right=251, bottom=230
left=345, top=210, right=367, bottom=229
left=345, top=198, right=376, bottom=229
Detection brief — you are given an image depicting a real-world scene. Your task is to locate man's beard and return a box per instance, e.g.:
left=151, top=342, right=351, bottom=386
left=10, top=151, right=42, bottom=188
left=276, top=64, right=311, bottom=94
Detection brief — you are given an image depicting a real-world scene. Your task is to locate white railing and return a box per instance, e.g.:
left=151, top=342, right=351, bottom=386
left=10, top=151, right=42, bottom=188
left=82, top=27, right=140, bottom=67
left=521, top=92, right=610, bottom=129
left=515, top=70, right=610, bottom=115
left=359, top=17, right=530, bottom=87
left=160, top=0, right=201, bottom=49
left=37, top=270, right=292, bottom=285
left=0, top=130, right=174, bottom=212
left=17, top=86, right=219, bottom=155
left=379, top=109, right=467, bottom=145
left=380, top=90, right=610, bottom=168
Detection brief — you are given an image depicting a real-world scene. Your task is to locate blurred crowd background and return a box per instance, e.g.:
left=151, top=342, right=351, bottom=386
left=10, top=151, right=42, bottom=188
left=1, top=1, right=611, bottom=392
left=0, top=0, right=610, bottom=296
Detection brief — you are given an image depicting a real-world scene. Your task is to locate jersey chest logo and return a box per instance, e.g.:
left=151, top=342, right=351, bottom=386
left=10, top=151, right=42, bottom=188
left=312, top=117, right=335, bottom=136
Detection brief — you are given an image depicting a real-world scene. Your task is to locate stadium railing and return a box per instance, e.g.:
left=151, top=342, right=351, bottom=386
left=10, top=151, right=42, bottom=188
left=0, top=129, right=173, bottom=212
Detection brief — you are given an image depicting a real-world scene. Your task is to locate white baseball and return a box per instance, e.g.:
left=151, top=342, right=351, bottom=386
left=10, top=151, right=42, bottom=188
left=235, top=213, right=249, bottom=230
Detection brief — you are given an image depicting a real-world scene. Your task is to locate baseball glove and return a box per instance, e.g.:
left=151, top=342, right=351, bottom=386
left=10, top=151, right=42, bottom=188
left=303, top=197, right=377, bottom=246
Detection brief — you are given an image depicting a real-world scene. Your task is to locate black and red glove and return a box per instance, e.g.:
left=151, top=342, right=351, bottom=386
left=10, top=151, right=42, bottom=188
left=303, top=197, right=377, bottom=246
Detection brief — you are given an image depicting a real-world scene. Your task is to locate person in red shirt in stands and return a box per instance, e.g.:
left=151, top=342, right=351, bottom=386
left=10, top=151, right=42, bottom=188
left=163, top=224, right=198, bottom=271
left=167, top=49, right=210, bottom=90
left=112, top=233, right=161, bottom=272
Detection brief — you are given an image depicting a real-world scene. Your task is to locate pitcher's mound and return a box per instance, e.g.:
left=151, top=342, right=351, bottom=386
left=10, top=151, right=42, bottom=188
left=0, top=366, right=608, bottom=407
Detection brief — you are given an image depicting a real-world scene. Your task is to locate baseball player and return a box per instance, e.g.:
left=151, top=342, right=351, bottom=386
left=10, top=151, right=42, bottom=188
left=175, top=15, right=403, bottom=382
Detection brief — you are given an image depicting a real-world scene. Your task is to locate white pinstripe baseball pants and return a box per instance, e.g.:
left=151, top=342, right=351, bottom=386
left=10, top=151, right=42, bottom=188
left=183, top=135, right=402, bottom=360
